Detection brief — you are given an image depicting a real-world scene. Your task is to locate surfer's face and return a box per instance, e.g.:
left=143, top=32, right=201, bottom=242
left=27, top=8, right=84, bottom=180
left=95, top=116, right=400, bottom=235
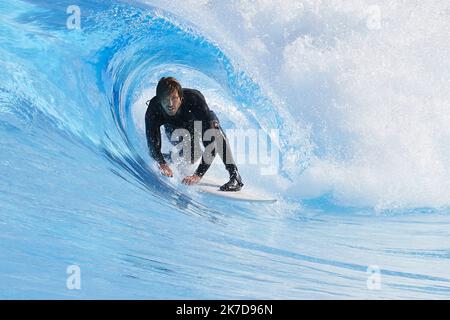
left=161, top=90, right=182, bottom=116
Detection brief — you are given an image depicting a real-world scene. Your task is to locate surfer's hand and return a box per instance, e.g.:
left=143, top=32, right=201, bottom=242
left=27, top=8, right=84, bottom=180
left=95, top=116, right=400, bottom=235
left=159, top=163, right=173, bottom=177
left=182, top=174, right=201, bottom=185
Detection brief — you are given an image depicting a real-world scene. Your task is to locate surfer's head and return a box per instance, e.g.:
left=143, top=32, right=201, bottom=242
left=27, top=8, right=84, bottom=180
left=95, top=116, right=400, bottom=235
left=157, top=77, right=184, bottom=116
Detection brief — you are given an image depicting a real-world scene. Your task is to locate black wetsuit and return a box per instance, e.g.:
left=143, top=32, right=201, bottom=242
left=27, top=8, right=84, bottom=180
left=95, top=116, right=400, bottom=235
left=145, top=88, right=238, bottom=178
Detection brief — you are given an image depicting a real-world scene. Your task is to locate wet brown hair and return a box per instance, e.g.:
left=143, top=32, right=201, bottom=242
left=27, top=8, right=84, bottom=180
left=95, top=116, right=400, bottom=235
left=156, top=77, right=183, bottom=100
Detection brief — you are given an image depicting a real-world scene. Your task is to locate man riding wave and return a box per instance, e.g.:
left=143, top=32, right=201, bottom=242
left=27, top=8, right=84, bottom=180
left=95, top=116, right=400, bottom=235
left=145, top=77, right=244, bottom=191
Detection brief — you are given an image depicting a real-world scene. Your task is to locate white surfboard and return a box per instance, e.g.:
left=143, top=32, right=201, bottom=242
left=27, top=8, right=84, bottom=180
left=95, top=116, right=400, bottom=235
left=196, top=176, right=277, bottom=203
left=168, top=161, right=277, bottom=203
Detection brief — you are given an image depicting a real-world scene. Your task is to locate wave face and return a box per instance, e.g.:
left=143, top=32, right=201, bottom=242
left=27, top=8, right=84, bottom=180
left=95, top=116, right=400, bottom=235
left=1, top=0, right=450, bottom=298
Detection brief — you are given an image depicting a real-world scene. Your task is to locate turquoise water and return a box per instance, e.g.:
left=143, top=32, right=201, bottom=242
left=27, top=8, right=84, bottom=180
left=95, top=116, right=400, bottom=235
left=1, top=0, right=450, bottom=299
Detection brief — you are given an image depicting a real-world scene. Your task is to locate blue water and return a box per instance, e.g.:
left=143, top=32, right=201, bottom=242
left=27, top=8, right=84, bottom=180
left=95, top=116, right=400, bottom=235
left=1, top=0, right=450, bottom=299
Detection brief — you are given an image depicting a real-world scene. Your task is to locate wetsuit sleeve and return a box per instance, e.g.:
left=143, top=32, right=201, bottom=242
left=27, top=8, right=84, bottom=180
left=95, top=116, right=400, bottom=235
left=192, top=91, right=219, bottom=177
left=145, top=107, right=166, bottom=165
left=191, top=90, right=215, bottom=122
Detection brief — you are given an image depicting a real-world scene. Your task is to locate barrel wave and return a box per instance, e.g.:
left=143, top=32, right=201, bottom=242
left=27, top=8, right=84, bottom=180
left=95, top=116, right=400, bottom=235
left=1, top=0, right=450, bottom=299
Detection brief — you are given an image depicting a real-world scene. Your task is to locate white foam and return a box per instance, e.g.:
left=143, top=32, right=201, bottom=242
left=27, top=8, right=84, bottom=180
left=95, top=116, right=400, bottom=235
left=139, top=0, right=450, bottom=209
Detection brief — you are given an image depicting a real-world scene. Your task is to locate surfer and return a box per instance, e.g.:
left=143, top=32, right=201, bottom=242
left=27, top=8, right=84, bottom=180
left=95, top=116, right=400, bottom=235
left=145, top=77, right=244, bottom=191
